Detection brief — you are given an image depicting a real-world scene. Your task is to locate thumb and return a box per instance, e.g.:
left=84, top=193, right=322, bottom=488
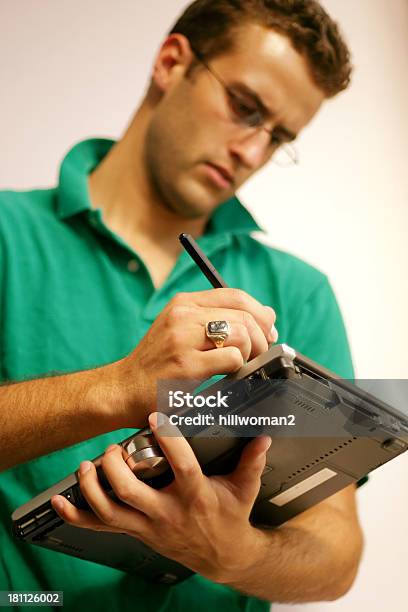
left=229, top=436, right=272, bottom=504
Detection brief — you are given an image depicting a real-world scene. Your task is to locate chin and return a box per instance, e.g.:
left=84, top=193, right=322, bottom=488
left=165, top=199, right=210, bottom=220
left=163, top=182, right=226, bottom=220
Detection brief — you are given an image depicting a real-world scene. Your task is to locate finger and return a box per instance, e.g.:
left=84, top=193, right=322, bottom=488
left=100, top=445, right=162, bottom=518
left=227, top=437, right=272, bottom=505
left=194, top=345, right=245, bottom=377
left=149, top=412, right=204, bottom=496
left=170, top=289, right=277, bottom=344
left=51, top=495, right=128, bottom=534
left=218, top=322, right=251, bottom=361
left=165, top=311, right=252, bottom=360
left=199, top=309, right=268, bottom=358
left=269, top=323, right=279, bottom=344
left=168, top=307, right=263, bottom=359
left=74, top=460, right=150, bottom=534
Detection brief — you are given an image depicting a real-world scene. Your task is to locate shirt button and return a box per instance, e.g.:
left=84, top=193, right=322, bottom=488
left=127, top=259, right=140, bottom=273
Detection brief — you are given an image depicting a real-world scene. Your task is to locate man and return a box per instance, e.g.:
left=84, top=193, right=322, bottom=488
left=0, top=0, right=365, bottom=609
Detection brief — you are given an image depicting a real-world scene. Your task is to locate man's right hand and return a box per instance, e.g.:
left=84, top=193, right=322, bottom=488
left=113, top=289, right=278, bottom=427
left=0, top=289, right=277, bottom=470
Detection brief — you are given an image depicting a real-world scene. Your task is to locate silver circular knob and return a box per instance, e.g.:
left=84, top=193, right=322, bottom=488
left=122, top=430, right=169, bottom=479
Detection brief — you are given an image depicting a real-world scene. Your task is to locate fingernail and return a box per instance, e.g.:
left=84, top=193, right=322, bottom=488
left=79, top=461, right=92, bottom=476
left=270, top=325, right=279, bottom=343
left=52, top=496, right=64, bottom=512
left=148, top=412, right=158, bottom=429
left=262, top=436, right=272, bottom=452
left=105, top=444, right=118, bottom=453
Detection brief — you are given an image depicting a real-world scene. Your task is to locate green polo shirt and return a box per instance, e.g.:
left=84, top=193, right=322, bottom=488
left=0, top=139, right=357, bottom=611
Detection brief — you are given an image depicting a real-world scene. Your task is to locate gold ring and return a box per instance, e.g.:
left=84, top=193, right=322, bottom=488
left=205, top=321, right=231, bottom=349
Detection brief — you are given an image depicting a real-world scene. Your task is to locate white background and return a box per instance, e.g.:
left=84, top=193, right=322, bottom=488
left=1, top=1, right=407, bottom=609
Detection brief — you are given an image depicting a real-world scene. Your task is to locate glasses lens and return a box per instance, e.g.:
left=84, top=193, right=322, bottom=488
left=272, top=143, right=299, bottom=167
left=191, top=47, right=300, bottom=168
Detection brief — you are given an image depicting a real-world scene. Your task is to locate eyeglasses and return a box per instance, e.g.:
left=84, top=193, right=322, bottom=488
left=190, top=48, right=299, bottom=167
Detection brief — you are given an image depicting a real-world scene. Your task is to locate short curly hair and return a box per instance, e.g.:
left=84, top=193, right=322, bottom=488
left=169, top=0, right=352, bottom=98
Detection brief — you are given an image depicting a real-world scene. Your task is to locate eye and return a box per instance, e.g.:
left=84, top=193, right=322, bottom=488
left=270, top=131, right=284, bottom=148
left=227, top=90, right=263, bottom=127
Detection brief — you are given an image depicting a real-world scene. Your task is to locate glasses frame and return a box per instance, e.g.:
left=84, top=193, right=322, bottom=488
left=189, top=47, right=299, bottom=167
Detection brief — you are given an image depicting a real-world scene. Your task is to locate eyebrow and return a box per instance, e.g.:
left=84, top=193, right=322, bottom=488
left=231, top=82, right=298, bottom=142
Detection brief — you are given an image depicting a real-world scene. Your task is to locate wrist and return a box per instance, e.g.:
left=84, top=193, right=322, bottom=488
left=90, top=356, right=151, bottom=430
left=83, top=359, right=132, bottom=430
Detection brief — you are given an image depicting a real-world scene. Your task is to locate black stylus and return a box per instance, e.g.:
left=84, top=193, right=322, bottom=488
left=179, top=233, right=228, bottom=288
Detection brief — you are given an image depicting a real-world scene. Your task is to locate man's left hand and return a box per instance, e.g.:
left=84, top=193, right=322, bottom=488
left=51, top=413, right=271, bottom=583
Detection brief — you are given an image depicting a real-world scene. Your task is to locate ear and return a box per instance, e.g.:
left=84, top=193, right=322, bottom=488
left=151, top=34, right=194, bottom=94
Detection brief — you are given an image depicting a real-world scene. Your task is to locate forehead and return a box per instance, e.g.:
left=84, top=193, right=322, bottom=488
left=211, top=24, right=326, bottom=130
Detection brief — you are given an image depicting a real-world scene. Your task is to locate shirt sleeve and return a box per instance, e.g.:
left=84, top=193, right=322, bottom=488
left=286, top=276, right=354, bottom=379
left=285, top=275, right=368, bottom=488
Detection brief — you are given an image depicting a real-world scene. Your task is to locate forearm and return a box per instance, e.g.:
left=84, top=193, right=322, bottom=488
left=223, top=497, right=363, bottom=603
left=0, top=360, right=135, bottom=472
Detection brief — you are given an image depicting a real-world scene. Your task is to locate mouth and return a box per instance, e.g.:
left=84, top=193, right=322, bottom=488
left=203, top=163, right=234, bottom=190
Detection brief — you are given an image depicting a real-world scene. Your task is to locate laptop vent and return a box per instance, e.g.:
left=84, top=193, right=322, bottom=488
left=286, top=437, right=357, bottom=481
left=293, top=397, right=316, bottom=414
left=52, top=541, right=83, bottom=554
left=293, top=395, right=333, bottom=414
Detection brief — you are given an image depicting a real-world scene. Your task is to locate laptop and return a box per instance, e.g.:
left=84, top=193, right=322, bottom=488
left=12, top=344, right=408, bottom=585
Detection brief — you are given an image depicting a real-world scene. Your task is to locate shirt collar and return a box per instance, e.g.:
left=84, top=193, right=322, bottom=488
left=57, top=138, right=265, bottom=236
left=57, top=138, right=112, bottom=220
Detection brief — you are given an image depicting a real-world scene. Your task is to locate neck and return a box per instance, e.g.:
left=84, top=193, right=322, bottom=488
left=88, top=103, right=208, bottom=260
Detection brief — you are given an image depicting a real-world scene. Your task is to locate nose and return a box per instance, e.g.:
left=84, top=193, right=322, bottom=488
left=228, top=128, right=270, bottom=170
